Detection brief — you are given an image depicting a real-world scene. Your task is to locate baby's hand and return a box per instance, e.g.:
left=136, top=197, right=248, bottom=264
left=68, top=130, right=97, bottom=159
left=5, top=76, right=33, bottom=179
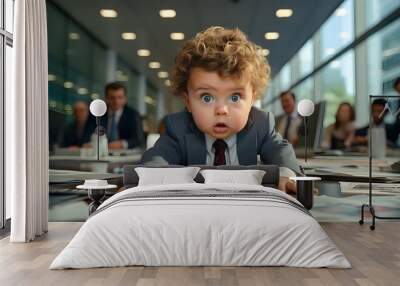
left=278, top=177, right=297, bottom=195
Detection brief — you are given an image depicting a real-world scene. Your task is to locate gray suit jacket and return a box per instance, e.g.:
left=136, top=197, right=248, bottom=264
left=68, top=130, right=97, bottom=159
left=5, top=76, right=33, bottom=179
left=141, top=107, right=300, bottom=173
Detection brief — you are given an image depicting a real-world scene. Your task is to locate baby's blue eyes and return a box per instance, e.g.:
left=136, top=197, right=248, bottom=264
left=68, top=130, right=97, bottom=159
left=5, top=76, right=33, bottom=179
left=230, top=94, right=241, bottom=103
left=200, top=93, right=241, bottom=103
left=201, top=94, right=214, bottom=103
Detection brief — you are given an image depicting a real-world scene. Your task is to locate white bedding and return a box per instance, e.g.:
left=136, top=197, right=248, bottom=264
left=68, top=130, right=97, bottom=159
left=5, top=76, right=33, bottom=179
left=50, top=183, right=351, bottom=269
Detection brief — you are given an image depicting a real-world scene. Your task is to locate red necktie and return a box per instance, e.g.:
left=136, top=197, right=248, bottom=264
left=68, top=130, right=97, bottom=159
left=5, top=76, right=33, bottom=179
left=213, top=139, right=227, bottom=166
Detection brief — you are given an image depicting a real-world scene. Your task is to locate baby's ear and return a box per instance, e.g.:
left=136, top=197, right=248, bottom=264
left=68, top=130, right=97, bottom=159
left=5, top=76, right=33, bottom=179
left=183, top=93, right=192, bottom=112
left=251, top=91, right=257, bottom=105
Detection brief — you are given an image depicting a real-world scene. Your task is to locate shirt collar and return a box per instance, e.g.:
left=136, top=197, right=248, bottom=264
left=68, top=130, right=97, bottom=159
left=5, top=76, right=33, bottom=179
left=205, top=134, right=236, bottom=152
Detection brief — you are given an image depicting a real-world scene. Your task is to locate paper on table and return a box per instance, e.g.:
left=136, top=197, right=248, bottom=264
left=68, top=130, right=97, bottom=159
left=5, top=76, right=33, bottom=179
left=340, top=182, right=400, bottom=195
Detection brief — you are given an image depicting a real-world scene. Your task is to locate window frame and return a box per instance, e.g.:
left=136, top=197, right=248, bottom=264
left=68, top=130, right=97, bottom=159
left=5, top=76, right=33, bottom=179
left=1, top=0, right=14, bottom=231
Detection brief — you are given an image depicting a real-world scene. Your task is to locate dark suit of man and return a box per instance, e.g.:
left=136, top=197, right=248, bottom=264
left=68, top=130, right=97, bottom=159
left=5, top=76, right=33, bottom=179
left=101, top=106, right=145, bottom=149
left=59, top=117, right=95, bottom=147
left=141, top=107, right=300, bottom=173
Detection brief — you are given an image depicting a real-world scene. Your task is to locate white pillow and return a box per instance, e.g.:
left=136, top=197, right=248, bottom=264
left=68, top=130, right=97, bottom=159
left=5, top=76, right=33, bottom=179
left=200, top=169, right=266, bottom=185
left=135, top=167, right=201, bottom=186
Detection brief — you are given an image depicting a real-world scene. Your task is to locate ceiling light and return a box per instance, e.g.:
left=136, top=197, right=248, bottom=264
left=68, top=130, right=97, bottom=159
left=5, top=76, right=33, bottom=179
left=64, top=81, right=74, bottom=89
left=276, top=9, right=293, bottom=18
left=165, top=79, right=171, bottom=86
left=170, top=32, right=185, bottom=40
left=159, top=9, right=176, bottom=18
left=158, top=71, right=169, bottom=78
left=144, top=96, right=156, bottom=105
left=122, top=32, right=136, bottom=40
left=258, top=49, right=270, bottom=56
left=265, top=32, right=279, bottom=40
left=335, top=8, right=347, bottom=17
left=77, top=87, right=88, bottom=95
left=69, top=32, right=80, bottom=40
left=49, top=101, right=57, bottom=108
left=100, top=9, right=118, bottom=18
left=149, top=61, right=161, bottom=69
left=137, top=49, right=151, bottom=57
left=116, top=74, right=129, bottom=81
left=48, top=74, right=57, bottom=81
left=91, top=93, right=99, bottom=99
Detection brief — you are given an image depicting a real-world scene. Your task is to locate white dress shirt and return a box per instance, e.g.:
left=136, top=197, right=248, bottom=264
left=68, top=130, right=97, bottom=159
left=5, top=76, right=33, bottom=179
left=205, top=134, right=239, bottom=165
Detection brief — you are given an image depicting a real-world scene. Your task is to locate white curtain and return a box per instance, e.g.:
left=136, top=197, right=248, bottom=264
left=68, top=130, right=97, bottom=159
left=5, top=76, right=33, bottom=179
left=7, top=0, right=49, bottom=242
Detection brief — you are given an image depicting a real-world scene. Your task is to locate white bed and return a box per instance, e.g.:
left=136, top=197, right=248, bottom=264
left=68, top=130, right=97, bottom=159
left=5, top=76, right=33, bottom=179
left=50, top=183, right=351, bottom=269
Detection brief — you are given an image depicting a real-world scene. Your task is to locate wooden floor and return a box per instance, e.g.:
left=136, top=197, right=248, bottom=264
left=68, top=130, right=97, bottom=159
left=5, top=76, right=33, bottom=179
left=0, top=222, right=399, bottom=286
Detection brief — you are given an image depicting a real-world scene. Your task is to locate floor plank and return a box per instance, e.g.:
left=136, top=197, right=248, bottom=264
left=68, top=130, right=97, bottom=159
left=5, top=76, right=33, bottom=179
left=0, top=222, right=399, bottom=286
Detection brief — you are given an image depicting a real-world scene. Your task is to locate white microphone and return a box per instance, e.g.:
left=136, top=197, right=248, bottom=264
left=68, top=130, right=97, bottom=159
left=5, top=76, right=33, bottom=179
left=297, top=99, right=315, bottom=163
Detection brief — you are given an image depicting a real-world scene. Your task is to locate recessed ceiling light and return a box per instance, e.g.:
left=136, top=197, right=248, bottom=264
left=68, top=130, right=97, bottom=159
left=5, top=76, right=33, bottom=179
left=100, top=9, right=118, bottom=18
left=49, top=100, right=57, bottom=108
left=159, top=9, right=176, bottom=18
left=258, top=49, right=270, bottom=56
left=137, top=49, right=151, bottom=57
left=265, top=32, right=279, bottom=40
left=158, top=71, right=169, bottom=78
left=276, top=9, right=293, bottom=18
left=91, top=93, right=99, bottom=99
left=149, top=61, right=161, bottom=69
left=122, top=32, right=136, bottom=40
left=69, top=32, right=80, bottom=40
left=64, top=81, right=74, bottom=89
left=165, top=79, right=171, bottom=86
left=77, top=87, right=88, bottom=95
left=144, top=96, right=156, bottom=105
left=48, top=74, right=57, bottom=81
left=170, top=32, right=185, bottom=40
left=335, top=8, right=347, bottom=17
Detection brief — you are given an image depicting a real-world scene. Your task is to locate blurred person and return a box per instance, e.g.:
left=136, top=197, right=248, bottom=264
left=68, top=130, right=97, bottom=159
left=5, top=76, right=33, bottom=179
left=59, top=101, right=95, bottom=149
left=102, top=82, right=145, bottom=149
left=354, top=99, right=396, bottom=146
left=322, top=102, right=355, bottom=150
left=387, top=77, right=400, bottom=146
left=276, top=91, right=302, bottom=146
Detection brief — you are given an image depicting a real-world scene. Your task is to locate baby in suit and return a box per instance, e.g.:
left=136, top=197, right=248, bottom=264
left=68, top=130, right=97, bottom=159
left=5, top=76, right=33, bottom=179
left=141, top=26, right=300, bottom=193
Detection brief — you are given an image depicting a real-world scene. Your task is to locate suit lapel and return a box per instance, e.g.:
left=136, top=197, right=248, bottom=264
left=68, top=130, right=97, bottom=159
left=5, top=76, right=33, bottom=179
left=237, top=110, right=257, bottom=165
left=185, top=116, right=207, bottom=165
left=185, top=133, right=207, bottom=165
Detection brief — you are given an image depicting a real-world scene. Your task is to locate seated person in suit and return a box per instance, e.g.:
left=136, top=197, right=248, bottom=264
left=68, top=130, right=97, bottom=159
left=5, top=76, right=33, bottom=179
left=276, top=91, right=302, bottom=146
left=353, top=99, right=396, bottom=146
left=321, top=102, right=355, bottom=150
left=388, top=77, right=400, bottom=146
left=102, top=82, right=145, bottom=150
left=141, top=26, right=300, bottom=193
left=59, top=101, right=95, bottom=149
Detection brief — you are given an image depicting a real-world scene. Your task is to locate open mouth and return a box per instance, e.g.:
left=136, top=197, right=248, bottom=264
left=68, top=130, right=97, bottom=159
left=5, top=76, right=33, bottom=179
left=213, top=123, right=229, bottom=133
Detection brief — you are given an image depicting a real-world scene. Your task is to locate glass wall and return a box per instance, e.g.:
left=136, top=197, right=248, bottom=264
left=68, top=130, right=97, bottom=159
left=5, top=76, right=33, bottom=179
left=364, top=0, right=400, bottom=33
left=47, top=2, right=160, bottom=148
left=320, top=51, right=355, bottom=126
left=320, top=0, right=354, bottom=62
left=298, top=40, right=314, bottom=78
left=264, top=0, right=400, bottom=146
left=1, top=0, right=15, bottom=227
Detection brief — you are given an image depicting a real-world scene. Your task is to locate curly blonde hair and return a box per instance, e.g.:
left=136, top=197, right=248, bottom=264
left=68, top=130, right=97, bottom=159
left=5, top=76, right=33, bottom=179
left=171, top=26, right=270, bottom=99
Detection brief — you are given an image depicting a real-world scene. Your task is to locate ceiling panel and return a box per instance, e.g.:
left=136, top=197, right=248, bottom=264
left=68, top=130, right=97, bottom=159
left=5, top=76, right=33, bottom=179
left=50, top=0, right=343, bottom=90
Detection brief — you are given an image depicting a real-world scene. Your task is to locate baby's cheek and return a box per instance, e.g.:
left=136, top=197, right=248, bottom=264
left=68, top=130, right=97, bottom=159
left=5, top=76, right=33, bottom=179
left=230, top=111, right=249, bottom=131
left=192, top=112, right=212, bottom=132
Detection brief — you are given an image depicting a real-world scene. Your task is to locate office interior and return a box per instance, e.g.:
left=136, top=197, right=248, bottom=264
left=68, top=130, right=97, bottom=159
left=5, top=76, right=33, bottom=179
left=1, top=0, right=400, bottom=285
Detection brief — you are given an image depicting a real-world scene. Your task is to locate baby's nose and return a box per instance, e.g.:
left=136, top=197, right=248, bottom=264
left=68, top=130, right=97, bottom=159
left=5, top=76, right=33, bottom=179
left=215, top=104, right=228, bottom=115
